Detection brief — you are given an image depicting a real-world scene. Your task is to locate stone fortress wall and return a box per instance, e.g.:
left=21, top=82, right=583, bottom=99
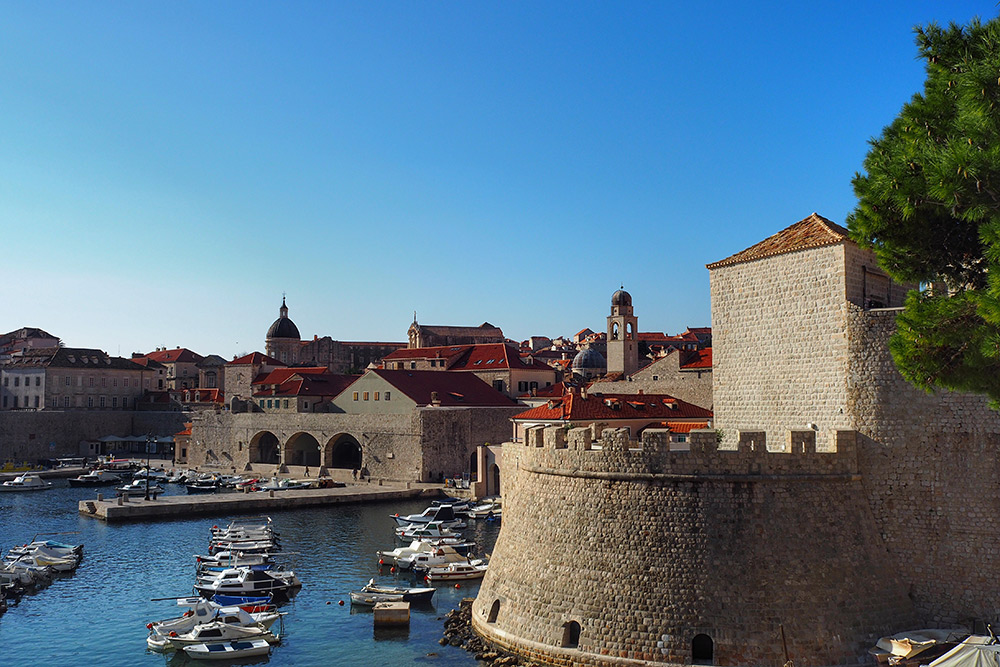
left=473, top=426, right=916, bottom=666
left=847, top=307, right=1000, bottom=625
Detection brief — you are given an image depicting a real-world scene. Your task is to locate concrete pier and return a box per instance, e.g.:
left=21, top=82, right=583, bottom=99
left=78, top=483, right=441, bottom=522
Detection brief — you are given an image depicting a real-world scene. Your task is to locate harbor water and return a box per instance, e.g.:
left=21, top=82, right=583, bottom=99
left=0, top=480, right=498, bottom=667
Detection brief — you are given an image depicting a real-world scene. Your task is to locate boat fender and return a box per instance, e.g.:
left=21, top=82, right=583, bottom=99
left=146, top=623, right=153, bottom=629
left=184, top=610, right=193, bottom=617
left=338, top=600, right=344, bottom=606
left=169, top=631, right=178, bottom=637
left=455, top=584, right=461, bottom=589
left=378, top=559, right=384, bottom=565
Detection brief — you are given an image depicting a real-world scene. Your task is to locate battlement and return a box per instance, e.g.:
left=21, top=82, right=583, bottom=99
left=518, top=424, right=857, bottom=477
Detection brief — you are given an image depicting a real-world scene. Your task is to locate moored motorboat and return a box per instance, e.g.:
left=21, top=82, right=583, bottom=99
left=182, top=638, right=272, bottom=660
left=145, top=597, right=281, bottom=651
left=0, top=473, right=53, bottom=492
left=116, top=480, right=164, bottom=497
left=355, top=578, right=435, bottom=603
left=394, top=521, right=462, bottom=541
left=67, top=470, right=122, bottom=487
left=194, top=567, right=300, bottom=599
left=423, top=561, right=488, bottom=582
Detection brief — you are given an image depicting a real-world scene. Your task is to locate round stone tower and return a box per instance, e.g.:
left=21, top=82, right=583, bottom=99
left=265, top=297, right=300, bottom=365
left=472, top=427, right=916, bottom=666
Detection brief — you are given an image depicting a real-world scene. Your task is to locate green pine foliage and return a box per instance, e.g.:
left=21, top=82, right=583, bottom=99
left=848, top=16, right=1000, bottom=405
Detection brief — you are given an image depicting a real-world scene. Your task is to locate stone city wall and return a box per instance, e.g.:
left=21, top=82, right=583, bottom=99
left=847, top=306, right=1000, bottom=625
left=473, top=427, right=916, bottom=666
left=0, top=410, right=189, bottom=462
left=187, top=405, right=521, bottom=482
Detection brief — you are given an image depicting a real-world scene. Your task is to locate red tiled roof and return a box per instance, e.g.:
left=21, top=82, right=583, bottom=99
left=172, top=388, right=223, bottom=404
left=384, top=343, right=551, bottom=371
left=661, top=421, right=709, bottom=433
left=140, top=348, right=204, bottom=364
left=253, top=366, right=329, bottom=386
left=687, top=327, right=711, bottom=335
left=370, top=369, right=516, bottom=407
left=229, top=352, right=285, bottom=366
left=254, top=372, right=359, bottom=398
left=706, top=213, right=849, bottom=269
left=513, top=392, right=712, bottom=422
left=680, top=348, right=712, bottom=370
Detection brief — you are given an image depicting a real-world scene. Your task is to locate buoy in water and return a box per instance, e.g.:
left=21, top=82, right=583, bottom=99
left=390, top=567, right=396, bottom=573
left=339, top=600, right=344, bottom=606
left=455, top=584, right=461, bottom=589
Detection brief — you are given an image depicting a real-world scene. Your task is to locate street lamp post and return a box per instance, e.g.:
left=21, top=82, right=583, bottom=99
left=144, top=434, right=152, bottom=501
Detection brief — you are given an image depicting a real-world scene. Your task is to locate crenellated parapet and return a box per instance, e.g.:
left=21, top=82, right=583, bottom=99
left=519, top=424, right=857, bottom=477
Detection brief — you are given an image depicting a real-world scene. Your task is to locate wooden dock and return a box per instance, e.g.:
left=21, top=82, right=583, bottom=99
left=78, top=482, right=441, bottom=522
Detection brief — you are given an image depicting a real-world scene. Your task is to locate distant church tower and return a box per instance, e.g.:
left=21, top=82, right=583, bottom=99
left=265, top=297, right=301, bottom=365
left=606, top=288, right=638, bottom=376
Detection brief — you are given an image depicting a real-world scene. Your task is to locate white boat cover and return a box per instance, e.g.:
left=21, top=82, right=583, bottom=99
left=875, top=629, right=967, bottom=659
left=927, top=637, right=1000, bottom=667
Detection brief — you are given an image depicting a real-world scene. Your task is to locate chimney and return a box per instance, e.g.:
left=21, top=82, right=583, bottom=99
left=430, top=391, right=441, bottom=407
left=581, top=387, right=588, bottom=399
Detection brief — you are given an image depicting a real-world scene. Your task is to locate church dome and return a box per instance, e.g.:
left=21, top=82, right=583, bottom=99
left=611, top=288, right=632, bottom=307
left=266, top=298, right=300, bottom=340
left=572, top=348, right=606, bottom=372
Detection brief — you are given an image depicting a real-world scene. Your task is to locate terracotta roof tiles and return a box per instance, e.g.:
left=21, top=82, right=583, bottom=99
left=706, top=213, right=849, bottom=269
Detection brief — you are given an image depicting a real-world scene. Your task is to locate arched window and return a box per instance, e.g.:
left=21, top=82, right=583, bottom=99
left=469, top=450, right=478, bottom=482
left=692, top=634, right=713, bottom=665
left=561, top=620, right=581, bottom=648
left=487, top=599, right=500, bottom=624
left=611, top=322, right=620, bottom=340
left=626, top=322, right=634, bottom=340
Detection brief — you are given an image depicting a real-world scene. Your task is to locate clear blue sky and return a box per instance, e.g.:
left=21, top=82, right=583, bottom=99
left=2, top=2, right=993, bottom=359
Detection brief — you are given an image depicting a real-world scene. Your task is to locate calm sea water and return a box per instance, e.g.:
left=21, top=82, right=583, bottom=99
left=0, top=481, right=497, bottom=667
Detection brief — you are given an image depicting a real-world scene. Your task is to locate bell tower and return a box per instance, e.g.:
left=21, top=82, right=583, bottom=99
left=606, top=287, right=638, bottom=376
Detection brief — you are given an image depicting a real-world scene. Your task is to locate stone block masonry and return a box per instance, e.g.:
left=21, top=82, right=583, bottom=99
left=473, top=427, right=915, bottom=666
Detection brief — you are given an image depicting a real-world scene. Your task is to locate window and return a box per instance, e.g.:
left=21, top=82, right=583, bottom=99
left=374, top=392, right=379, bottom=401
left=112, top=397, right=118, bottom=408
left=11, top=397, right=16, bottom=408
left=99, top=396, right=106, bottom=408
left=384, top=391, right=390, bottom=401
left=113, top=378, right=118, bottom=387
left=13, top=377, right=19, bottom=387
left=259, top=400, right=265, bottom=407
left=493, top=380, right=504, bottom=392
left=124, top=378, right=129, bottom=387
left=304, top=401, right=309, bottom=410
left=34, top=396, right=40, bottom=408
left=122, top=397, right=128, bottom=408
left=530, top=381, right=538, bottom=390
left=63, top=396, right=70, bottom=407
left=87, top=397, right=94, bottom=408
left=652, top=375, right=659, bottom=381
left=283, top=399, right=289, bottom=408
left=518, top=381, right=527, bottom=392
left=363, top=392, right=369, bottom=401
left=3, top=377, right=8, bottom=386
left=89, top=377, right=94, bottom=387
left=35, top=377, right=40, bottom=387
left=487, top=600, right=500, bottom=624
left=267, top=399, right=273, bottom=408
left=410, top=362, right=416, bottom=369
left=65, top=376, right=71, bottom=386
left=353, top=392, right=359, bottom=401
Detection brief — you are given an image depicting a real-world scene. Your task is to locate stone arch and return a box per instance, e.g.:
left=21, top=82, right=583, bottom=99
left=470, top=450, right=478, bottom=482
left=249, top=431, right=281, bottom=465
left=491, top=463, right=501, bottom=496
left=692, top=634, right=714, bottom=665
left=487, top=599, right=500, bottom=624
left=327, top=433, right=362, bottom=470
left=626, top=321, right=634, bottom=340
left=561, top=620, right=581, bottom=648
left=284, top=432, right=321, bottom=467
left=611, top=322, right=620, bottom=340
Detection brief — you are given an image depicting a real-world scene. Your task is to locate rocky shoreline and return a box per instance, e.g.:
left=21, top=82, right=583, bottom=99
left=441, top=598, right=539, bottom=667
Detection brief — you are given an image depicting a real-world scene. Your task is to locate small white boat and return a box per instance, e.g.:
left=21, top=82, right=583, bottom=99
left=146, top=597, right=280, bottom=651
left=0, top=474, right=53, bottom=492
left=424, top=561, right=488, bottom=582
left=194, top=567, right=300, bottom=599
left=68, top=470, right=122, bottom=487
left=399, top=545, right=474, bottom=571
left=116, top=480, right=165, bottom=497
left=183, top=638, right=272, bottom=660
left=395, top=521, right=462, bottom=541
